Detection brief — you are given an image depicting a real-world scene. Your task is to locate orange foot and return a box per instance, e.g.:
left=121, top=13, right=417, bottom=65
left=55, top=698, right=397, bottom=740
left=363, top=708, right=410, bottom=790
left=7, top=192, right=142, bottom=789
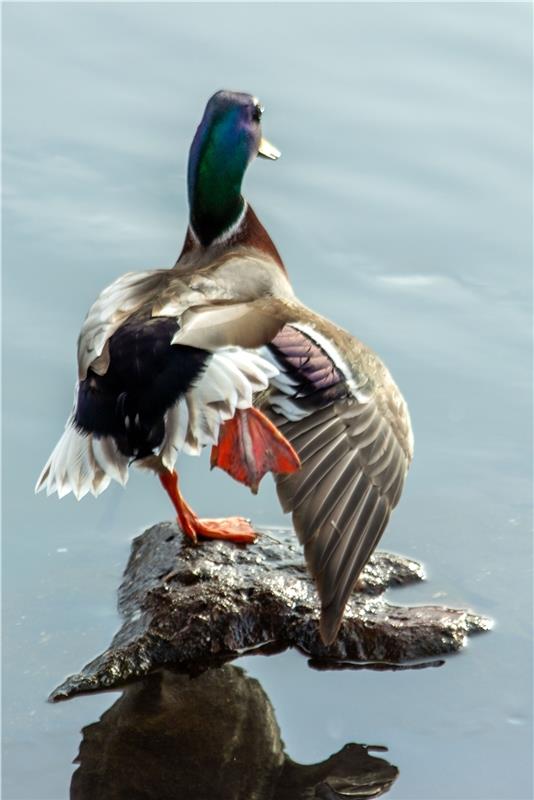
left=159, top=470, right=257, bottom=545
left=211, top=407, right=300, bottom=493
left=191, top=516, right=257, bottom=544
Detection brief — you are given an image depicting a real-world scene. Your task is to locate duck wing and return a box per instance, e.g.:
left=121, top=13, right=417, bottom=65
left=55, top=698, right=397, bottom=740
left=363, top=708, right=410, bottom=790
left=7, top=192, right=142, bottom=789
left=77, top=269, right=170, bottom=379
left=170, top=297, right=298, bottom=351
left=77, top=250, right=296, bottom=379
left=262, top=316, right=413, bottom=645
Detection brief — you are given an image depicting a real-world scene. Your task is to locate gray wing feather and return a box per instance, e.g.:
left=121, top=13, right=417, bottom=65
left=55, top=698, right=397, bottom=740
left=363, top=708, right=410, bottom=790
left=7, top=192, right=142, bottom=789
left=264, top=323, right=412, bottom=645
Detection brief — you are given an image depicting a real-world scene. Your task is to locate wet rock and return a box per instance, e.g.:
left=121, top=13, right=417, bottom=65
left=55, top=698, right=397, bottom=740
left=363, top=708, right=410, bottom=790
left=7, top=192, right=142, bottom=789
left=70, top=664, right=399, bottom=800
left=51, top=524, right=491, bottom=701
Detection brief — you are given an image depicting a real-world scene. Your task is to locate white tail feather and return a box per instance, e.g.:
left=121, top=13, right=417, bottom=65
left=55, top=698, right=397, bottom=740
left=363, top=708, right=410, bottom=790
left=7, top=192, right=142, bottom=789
left=92, top=437, right=129, bottom=486
left=35, top=415, right=124, bottom=500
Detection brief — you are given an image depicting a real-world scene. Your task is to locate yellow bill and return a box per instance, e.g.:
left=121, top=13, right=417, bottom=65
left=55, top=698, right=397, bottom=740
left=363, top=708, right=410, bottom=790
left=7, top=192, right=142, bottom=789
left=258, top=137, right=281, bottom=160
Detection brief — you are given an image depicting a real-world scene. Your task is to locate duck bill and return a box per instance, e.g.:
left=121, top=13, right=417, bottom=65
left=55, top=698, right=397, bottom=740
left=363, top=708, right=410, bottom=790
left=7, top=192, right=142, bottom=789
left=258, top=137, right=281, bottom=160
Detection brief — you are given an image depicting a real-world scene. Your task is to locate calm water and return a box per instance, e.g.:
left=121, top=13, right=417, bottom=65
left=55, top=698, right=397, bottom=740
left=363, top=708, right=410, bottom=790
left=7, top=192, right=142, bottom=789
left=2, top=3, right=532, bottom=799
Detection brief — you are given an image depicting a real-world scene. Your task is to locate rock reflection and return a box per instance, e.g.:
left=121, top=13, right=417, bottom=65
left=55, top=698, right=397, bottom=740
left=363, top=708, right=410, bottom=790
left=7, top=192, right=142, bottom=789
left=71, top=665, right=398, bottom=800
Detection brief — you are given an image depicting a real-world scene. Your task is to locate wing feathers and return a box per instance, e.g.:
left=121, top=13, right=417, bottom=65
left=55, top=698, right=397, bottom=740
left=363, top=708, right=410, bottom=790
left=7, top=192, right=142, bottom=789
left=319, top=498, right=390, bottom=644
left=301, top=469, right=368, bottom=578
left=293, top=417, right=345, bottom=463
left=148, top=347, right=279, bottom=470
left=263, top=321, right=413, bottom=644
left=301, top=454, right=363, bottom=535
left=78, top=270, right=167, bottom=379
left=172, top=299, right=288, bottom=351
left=277, top=432, right=349, bottom=518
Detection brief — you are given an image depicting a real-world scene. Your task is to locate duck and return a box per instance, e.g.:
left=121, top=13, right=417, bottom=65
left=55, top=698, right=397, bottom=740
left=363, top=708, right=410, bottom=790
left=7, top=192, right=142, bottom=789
left=36, top=90, right=413, bottom=645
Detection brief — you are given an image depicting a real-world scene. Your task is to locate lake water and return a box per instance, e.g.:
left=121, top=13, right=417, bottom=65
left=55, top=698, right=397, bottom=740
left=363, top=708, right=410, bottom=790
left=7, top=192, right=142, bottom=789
left=2, top=3, right=532, bottom=798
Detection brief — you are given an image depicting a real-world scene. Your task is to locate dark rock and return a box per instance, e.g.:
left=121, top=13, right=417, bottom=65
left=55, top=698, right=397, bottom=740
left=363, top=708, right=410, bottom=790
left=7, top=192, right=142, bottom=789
left=51, top=524, right=491, bottom=701
left=70, top=664, right=399, bottom=800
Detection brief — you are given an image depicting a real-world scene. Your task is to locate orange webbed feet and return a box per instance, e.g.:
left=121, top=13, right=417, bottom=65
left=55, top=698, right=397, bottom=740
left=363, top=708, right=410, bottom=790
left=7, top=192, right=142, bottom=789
left=158, top=470, right=258, bottom=545
left=211, top=407, right=300, bottom=493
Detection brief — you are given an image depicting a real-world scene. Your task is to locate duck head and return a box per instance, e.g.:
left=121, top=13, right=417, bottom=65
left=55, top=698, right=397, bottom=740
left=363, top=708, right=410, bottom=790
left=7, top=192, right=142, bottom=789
left=188, top=90, right=280, bottom=247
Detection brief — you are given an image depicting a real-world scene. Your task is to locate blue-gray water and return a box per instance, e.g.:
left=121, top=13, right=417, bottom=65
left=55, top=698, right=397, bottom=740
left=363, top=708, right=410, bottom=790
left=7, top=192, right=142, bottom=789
left=2, top=3, right=532, bottom=798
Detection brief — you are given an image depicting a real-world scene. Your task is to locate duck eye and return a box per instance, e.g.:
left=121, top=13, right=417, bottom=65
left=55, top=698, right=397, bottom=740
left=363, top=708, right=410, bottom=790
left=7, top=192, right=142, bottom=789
left=252, top=104, right=263, bottom=122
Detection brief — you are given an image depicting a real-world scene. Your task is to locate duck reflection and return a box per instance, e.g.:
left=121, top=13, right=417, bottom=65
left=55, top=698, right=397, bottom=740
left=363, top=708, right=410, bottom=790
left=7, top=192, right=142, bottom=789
left=71, top=665, right=397, bottom=800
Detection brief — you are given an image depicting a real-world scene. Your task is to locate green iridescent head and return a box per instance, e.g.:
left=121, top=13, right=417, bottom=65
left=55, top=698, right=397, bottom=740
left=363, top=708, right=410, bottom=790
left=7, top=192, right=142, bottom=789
left=187, top=90, right=279, bottom=246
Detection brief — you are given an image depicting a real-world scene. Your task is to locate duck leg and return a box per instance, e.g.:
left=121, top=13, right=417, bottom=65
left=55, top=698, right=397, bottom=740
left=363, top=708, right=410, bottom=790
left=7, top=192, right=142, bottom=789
left=159, top=470, right=257, bottom=545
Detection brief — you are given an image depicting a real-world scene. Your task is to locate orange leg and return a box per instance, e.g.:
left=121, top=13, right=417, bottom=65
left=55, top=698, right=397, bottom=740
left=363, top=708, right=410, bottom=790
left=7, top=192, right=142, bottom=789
left=159, top=470, right=257, bottom=545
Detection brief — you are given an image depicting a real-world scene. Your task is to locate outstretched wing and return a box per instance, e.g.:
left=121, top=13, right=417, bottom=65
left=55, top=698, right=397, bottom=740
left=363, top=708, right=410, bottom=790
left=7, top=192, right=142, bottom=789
left=262, top=320, right=413, bottom=644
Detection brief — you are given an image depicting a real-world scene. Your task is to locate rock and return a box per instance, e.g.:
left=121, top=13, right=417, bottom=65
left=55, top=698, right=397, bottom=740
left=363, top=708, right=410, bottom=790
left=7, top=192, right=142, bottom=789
left=70, top=664, right=399, bottom=800
left=50, top=524, right=491, bottom=701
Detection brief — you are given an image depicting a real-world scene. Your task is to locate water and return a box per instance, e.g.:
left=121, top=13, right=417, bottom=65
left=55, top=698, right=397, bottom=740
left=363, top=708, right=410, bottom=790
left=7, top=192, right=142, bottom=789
left=2, top=3, right=532, bottom=798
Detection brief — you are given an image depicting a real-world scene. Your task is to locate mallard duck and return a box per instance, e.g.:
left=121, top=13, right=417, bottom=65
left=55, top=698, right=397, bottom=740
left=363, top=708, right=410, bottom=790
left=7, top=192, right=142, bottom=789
left=36, top=90, right=413, bottom=644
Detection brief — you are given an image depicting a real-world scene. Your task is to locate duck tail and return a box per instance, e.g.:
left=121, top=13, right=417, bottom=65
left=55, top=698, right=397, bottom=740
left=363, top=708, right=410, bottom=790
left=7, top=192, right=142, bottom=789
left=35, top=415, right=128, bottom=500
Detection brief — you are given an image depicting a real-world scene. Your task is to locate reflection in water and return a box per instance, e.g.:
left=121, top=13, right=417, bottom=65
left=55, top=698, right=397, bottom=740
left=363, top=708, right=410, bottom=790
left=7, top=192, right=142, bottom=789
left=71, top=665, right=398, bottom=800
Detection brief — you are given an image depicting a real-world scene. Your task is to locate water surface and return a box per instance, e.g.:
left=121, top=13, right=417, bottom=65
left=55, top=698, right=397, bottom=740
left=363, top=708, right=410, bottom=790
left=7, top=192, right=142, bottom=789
left=2, top=3, right=532, bottom=799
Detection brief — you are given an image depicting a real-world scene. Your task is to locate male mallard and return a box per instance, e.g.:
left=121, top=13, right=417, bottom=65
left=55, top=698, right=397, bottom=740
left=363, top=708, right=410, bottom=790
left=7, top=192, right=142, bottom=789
left=36, top=91, right=413, bottom=644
